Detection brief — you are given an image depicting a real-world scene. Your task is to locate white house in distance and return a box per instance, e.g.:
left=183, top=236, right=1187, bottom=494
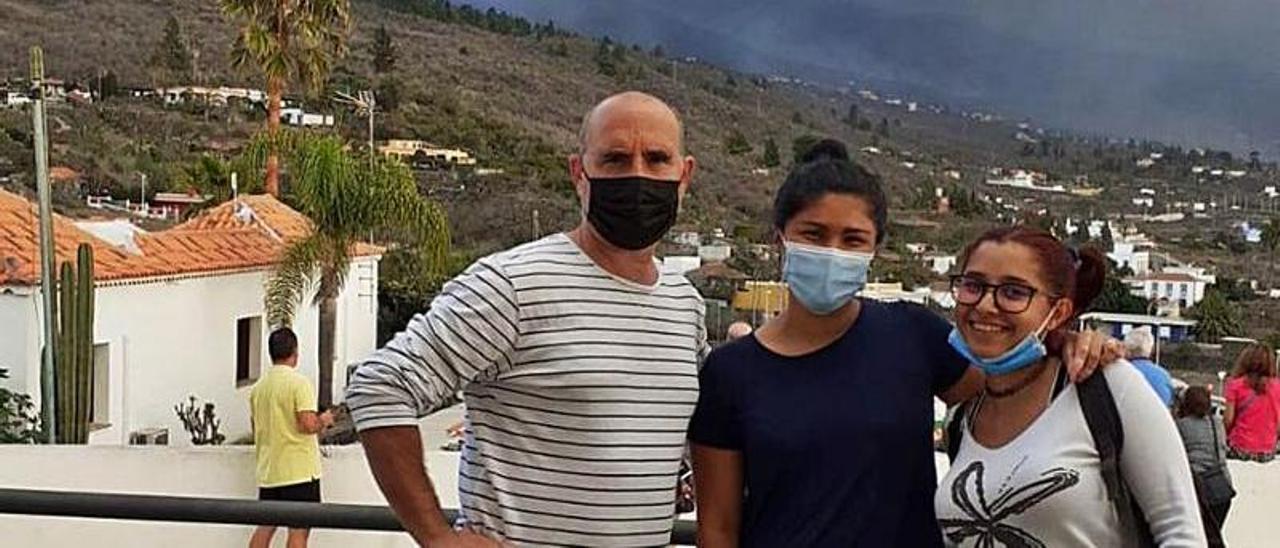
left=378, top=139, right=477, bottom=167
left=0, top=189, right=380, bottom=446
left=1125, top=269, right=1212, bottom=308
left=1108, top=242, right=1151, bottom=276
left=281, top=107, right=335, bottom=127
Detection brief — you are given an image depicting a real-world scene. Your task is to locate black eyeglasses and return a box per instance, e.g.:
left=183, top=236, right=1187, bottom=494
left=949, top=275, right=1053, bottom=314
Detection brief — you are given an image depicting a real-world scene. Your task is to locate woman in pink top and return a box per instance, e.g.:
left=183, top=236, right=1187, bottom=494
left=1224, top=344, right=1280, bottom=462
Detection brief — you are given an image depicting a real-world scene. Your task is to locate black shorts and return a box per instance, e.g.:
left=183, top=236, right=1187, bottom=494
left=258, top=479, right=321, bottom=502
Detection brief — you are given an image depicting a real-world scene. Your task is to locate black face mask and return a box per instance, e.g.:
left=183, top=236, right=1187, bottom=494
left=585, top=174, right=681, bottom=250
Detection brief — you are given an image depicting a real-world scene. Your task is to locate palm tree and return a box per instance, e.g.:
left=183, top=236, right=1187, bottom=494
left=1188, top=289, right=1242, bottom=344
left=219, top=0, right=351, bottom=197
left=265, top=134, right=450, bottom=407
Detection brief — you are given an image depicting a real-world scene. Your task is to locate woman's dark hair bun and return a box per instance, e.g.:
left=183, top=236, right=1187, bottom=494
left=800, top=138, right=850, bottom=164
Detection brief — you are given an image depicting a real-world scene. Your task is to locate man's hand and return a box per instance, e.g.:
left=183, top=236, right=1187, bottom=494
left=319, top=410, right=336, bottom=429
left=422, top=528, right=507, bottom=547
left=1060, top=329, right=1124, bottom=383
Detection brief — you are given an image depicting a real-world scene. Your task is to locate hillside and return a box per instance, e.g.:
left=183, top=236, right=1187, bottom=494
left=0, top=0, right=1057, bottom=248
left=2, top=0, right=1279, bottom=349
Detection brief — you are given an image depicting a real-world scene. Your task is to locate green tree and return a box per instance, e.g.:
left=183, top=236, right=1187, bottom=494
left=264, top=134, right=450, bottom=407
left=150, top=15, right=193, bottom=84
left=761, top=137, right=781, bottom=168
left=594, top=39, right=618, bottom=77
left=97, top=70, right=120, bottom=99
left=1091, top=276, right=1149, bottom=314
left=844, top=103, right=859, bottom=126
left=724, top=130, right=751, bottom=156
left=1262, top=217, right=1280, bottom=289
left=376, top=76, right=404, bottom=113
left=371, top=24, right=397, bottom=74
left=1188, top=289, right=1243, bottom=344
left=791, top=135, right=821, bottom=164
left=220, top=0, right=352, bottom=197
left=0, top=368, right=41, bottom=444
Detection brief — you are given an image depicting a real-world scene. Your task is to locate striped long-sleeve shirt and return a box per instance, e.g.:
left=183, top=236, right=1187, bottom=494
left=346, top=233, right=708, bottom=547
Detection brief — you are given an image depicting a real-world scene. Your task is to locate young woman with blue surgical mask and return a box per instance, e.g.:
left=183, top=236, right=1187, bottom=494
left=688, top=140, right=1119, bottom=548
left=935, top=226, right=1204, bottom=546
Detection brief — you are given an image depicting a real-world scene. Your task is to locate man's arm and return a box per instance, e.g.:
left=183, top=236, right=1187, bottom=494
left=295, top=410, right=333, bottom=435
left=360, top=426, right=454, bottom=545
left=346, top=259, right=518, bottom=545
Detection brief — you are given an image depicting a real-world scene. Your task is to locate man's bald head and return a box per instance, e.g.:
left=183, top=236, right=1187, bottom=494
left=578, top=92, right=685, bottom=155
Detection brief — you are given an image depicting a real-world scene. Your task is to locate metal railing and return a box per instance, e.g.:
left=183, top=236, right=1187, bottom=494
left=0, top=488, right=698, bottom=544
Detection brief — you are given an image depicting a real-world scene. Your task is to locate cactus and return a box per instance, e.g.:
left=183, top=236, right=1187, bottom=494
left=51, top=243, right=95, bottom=443
left=174, top=395, right=225, bottom=446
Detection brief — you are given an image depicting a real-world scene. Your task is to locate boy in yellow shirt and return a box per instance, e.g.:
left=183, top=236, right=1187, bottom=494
left=249, top=328, right=333, bottom=548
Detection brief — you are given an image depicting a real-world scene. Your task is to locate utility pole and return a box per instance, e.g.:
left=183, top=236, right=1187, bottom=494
left=31, top=47, right=57, bottom=443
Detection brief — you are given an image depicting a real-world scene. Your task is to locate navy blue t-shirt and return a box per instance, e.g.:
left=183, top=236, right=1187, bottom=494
left=688, top=299, right=969, bottom=547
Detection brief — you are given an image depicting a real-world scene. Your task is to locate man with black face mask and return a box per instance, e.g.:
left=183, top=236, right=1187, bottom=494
left=347, top=92, right=705, bottom=547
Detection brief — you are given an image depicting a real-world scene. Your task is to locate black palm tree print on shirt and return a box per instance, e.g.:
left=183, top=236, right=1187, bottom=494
left=938, top=461, right=1080, bottom=548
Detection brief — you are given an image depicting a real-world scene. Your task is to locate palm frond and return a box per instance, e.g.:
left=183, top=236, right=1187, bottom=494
left=264, top=235, right=322, bottom=328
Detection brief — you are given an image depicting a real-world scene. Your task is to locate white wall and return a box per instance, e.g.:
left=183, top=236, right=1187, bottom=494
left=1, top=257, right=379, bottom=447
left=0, top=444, right=459, bottom=548
left=0, top=287, right=40, bottom=398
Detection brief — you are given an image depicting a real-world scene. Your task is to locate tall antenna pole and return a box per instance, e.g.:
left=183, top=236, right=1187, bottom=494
left=31, top=47, right=57, bottom=443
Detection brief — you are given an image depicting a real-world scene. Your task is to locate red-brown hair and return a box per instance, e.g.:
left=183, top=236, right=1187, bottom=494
left=959, top=226, right=1107, bottom=330
left=1231, top=344, right=1277, bottom=394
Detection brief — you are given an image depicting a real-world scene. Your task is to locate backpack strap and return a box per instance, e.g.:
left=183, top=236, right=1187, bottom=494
left=1076, top=373, right=1156, bottom=547
left=945, top=401, right=968, bottom=463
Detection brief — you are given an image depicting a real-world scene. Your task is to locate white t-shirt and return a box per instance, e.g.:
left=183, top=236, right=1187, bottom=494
left=935, top=362, right=1205, bottom=547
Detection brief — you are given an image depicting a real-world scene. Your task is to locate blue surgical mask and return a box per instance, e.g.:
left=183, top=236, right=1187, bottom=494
left=947, top=309, right=1058, bottom=376
left=782, top=241, right=873, bottom=315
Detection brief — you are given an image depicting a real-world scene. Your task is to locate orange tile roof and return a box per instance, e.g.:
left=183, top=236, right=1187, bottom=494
left=0, top=189, right=381, bottom=286
left=49, top=166, right=80, bottom=183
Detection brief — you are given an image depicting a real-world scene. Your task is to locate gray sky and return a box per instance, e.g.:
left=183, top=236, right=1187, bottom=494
left=469, top=0, right=1280, bottom=157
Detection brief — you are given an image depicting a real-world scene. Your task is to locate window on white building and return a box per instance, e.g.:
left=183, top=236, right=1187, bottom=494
left=91, top=343, right=110, bottom=427
left=236, top=316, right=263, bottom=387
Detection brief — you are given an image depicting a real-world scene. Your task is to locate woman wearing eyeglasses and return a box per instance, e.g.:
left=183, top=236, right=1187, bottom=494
left=688, top=139, right=1118, bottom=548
left=935, top=226, right=1204, bottom=546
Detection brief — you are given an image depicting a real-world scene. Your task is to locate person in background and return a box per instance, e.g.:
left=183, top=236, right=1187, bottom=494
left=250, top=327, right=334, bottom=548
left=1224, top=344, right=1280, bottom=462
left=1125, top=326, right=1175, bottom=408
left=725, top=321, right=754, bottom=341
left=1175, top=385, right=1233, bottom=546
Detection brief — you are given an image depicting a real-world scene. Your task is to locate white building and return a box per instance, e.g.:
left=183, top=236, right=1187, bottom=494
left=1126, top=272, right=1210, bottom=308
left=281, top=107, right=334, bottom=127
left=0, top=190, right=380, bottom=446
left=924, top=254, right=958, bottom=275
left=861, top=282, right=930, bottom=305
left=1108, top=242, right=1151, bottom=275
left=661, top=255, right=701, bottom=275
left=159, top=86, right=266, bottom=107
left=378, top=139, right=477, bottom=167
left=698, top=243, right=733, bottom=263
left=4, top=91, right=32, bottom=108
left=670, top=231, right=702, bottom=248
